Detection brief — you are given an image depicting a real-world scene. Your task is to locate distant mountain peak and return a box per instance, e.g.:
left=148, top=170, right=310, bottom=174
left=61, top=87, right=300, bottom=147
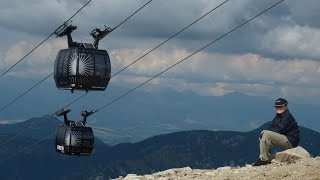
left=223, top=91, right=249, bottom=98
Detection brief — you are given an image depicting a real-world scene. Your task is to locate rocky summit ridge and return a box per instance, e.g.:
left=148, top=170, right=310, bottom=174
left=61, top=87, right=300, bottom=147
left=114, top=146, right=320, bottom=180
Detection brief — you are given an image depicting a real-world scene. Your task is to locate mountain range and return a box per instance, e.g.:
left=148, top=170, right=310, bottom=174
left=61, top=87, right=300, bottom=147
left=0, top=116, right=319, bottom=179
left=1, top=77, right=320, bottom=146
left=88, top=90, right=320, bottom=145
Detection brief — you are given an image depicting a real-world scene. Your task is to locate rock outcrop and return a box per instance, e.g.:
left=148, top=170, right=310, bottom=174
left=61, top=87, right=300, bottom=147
left=275, top=146, right=311, bottom=163
left=114, top=147, right=318, bottom=180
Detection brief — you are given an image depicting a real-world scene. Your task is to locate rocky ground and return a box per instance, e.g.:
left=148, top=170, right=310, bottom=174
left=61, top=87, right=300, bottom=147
left=113, top=147, right=320, bottom=180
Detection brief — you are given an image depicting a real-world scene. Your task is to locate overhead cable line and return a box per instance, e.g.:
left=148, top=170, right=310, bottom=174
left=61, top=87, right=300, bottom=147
left=0, top=0, right=93, bottom=79
left=55, top=0, right=230, bottom=108
left=0, top=0, right=154, bottom=151
left=0, top=0, right=228, bottom=162
left=89, top=0, right=287, bottom=114
left=0, top=0, right=225, bottom=116
left=111, top=0, right=229, bottom=78
left=0, top=113, right=55, bottom=147
left=113, top=0, right=153, bottom=30
left=0, top=0, right=153, bottom=113
left=0, top=73, right=53, bottom=113
left=0, top=0, right=285, bottom=164
left=0, top=133, right=54, bottom=163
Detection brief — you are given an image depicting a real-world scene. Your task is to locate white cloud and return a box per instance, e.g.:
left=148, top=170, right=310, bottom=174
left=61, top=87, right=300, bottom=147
left=4, top=41, right=320, bottom=103
left=0, top=41, right=32, bottom=67
left=111, top=48, right=320, bottom=86
left=108, top=47, right=320, bottom=104
left=0, top=39, right=66, bottom=78
left=261, top=25, right=320, bottom=59
left=110, top=47, right=190, bottom=75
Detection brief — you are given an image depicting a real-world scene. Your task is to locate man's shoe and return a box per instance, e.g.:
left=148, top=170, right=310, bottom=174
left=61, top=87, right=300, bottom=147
left=252, top=158, right=270, bottom=166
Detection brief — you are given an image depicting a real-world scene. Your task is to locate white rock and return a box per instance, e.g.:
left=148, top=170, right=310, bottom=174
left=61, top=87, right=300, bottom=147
left=144, top=175, right=156, bottom=180
left=158, top=177, right=170, bottom=180
left=233, top=170, right=239, bottom=174
left=124, top=174, right=140, bottom=180
left=154, top=167, right=192, bottom=176
left=204, top=171, right=216, bottom=176
left=216, top=166, right=232, bottom=171
left=275, top=146, right=311, bottom=163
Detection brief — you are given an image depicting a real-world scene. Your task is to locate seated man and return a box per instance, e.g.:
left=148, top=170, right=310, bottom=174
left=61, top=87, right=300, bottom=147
left=253, top=98, right=300, bottom=166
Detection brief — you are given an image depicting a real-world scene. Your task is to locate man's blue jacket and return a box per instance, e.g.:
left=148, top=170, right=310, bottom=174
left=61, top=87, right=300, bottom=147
left=268, top=109, right=300, bottom=147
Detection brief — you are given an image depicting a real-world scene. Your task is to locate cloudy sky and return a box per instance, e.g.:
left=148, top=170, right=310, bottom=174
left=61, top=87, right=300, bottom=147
left=1, top=0, right=320, bottom=122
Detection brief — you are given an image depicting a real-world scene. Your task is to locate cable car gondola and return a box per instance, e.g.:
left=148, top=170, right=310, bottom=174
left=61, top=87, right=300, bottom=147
left=54, top=108, right=95, bottom=156
left=54, top=24, right=113, bottom=92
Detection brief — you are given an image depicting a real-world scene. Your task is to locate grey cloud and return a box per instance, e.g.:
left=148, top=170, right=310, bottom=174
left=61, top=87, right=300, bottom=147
left=285, top=0, right=320, bottom=28
left=1, top=3, right=59, bottom=35
left=109, top=48, right=320, bottom=90
left=1, top=0, right=317, bottom=58
left=261, top=25, right=320, bottom=60
left=0, top=0, right=100, bottom=36
left=1, top=0, right=320, bottom=106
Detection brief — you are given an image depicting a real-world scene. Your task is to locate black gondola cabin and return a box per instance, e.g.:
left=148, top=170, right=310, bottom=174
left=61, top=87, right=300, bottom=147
left=55, top=123, right=94, bottom=156
left=54, top=45, right=111, bottom=92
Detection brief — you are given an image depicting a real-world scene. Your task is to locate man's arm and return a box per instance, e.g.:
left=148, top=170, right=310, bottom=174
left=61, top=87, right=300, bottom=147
left=270, top=115, right=292, bottom=134
left=268, top=117, right=281, bottom=133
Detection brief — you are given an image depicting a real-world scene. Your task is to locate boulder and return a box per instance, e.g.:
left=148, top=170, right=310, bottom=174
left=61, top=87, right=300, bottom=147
left=123, top=174, right=140, bottom=180
left=275, top=146, right=311, bottom=163
left=153, top=167, right=192, bottom=177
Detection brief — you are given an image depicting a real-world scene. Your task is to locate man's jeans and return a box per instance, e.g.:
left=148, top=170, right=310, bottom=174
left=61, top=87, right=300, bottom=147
left=259, top=130, right=293, bottom=162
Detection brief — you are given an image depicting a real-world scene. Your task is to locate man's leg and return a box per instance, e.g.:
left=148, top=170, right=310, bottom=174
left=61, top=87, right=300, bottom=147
left=259, top=130, right=293, bottom=162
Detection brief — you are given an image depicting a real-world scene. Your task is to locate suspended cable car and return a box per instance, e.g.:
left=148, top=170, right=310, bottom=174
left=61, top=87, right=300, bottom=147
left=54, top=23, right=113, bottom=92
left=54, top=108, right=95, bottom=156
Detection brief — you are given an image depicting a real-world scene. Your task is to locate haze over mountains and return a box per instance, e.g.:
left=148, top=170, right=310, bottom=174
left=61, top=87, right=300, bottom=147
left=0, top=116, right=320, bottom=179
left=1, top=77, right=320, bottom=179
left=1, top=77, right=320, bottom=145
